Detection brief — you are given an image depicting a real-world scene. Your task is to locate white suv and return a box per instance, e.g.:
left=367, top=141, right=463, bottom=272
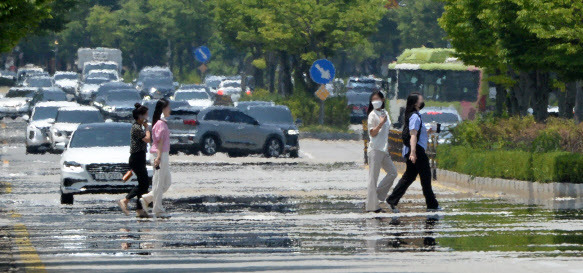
left=49, top=106, right=104, bottom=153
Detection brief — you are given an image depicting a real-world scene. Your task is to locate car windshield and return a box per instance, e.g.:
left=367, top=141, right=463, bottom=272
left=246, top=107, right=293, bottom=124
left=56, top=110, right=104, bottom=123
left=141, top=70, right=171, bottom=78
left=86, top=63, right=118, bottom=72
left=84, top=78, right=109, bottom=85
left=106, top=91, right=140, bottom=101
left=69, top=126, right=129, bottom=148
left=27, top=78, right=52, bottom=87
left=88, top=72, right=117, bottom=80
left=54, top=74, right=77, bottom=81
left=205, top=79, right=222, bottom=88
left=6, top=90, right=35, bottom=98
left=32, top=107, right=58, bottom=121
left=143, top=77, right=172, bottom=85
left=346, top=93, right=370, bottom=104
left=222, top=82, right=240, bottom=88
left=43, top=92, right=67, bottom=101
left=421, top=112, right=460, bottom=123
left=347, top=81, right=378, bottom=89
left=175, top=91, right=209, bottom=100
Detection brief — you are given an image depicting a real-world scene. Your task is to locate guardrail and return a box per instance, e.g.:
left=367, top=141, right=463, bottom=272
left=362, top=120, right=438, bottom=180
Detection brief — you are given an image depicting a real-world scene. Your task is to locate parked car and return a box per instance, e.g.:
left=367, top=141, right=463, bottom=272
left=419, top=107, right=462, bottom=144
left=53, top=71, right=79, bottom=94
left=137, top=77, right=175, bottom=99
left=25, top=101, right=79, bottom=154
left=77, top=77, right=111, bottom=104
left=59, top=122, right=153, bottom=204
left=92, top=82, right=133, bottom=106
left=242, top=105, right=300, bottom=158
left=0, top=87, right=38, bottom=120
left=173, top=88, right=213, bottom=109
left=346, top=91, right=371, bottom=124
left=98, top=89, right=141, bottom=121
left=86, top=69, right=120, bottom=82
left=49, top=106, right=104, bottom=153
left=169, top=106, right=285, bottom=158
left=23, top=76, right=53, bottom=88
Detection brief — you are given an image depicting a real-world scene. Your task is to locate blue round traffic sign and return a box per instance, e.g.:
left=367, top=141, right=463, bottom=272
left=309, top=59, right=335, bottom=85
left=194, top=46, right=211, bottom=63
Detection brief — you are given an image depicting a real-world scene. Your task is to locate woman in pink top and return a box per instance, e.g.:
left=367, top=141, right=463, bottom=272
left=140, top=99, right=172, bottom=218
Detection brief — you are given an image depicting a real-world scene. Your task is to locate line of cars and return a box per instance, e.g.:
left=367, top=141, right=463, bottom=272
left=1, top=63, right=304, bottom=204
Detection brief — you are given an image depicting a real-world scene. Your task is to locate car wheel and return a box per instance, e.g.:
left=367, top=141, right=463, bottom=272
left=26, top=146, right=38, bottom=154
left=289, top=150, right=299, bottom=158
left=60, top=191, right=74, bottom=205
left=201, top=135, right=218, bottom=156
left=169, top=148, right=179, bottom=155
left=263, top=138, right=283, bottom=158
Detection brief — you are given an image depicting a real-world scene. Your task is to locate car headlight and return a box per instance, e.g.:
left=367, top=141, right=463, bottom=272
left=63, top=161, right=83, bottom=171
left=144, top=95, right=152, bottom=100
left=150, top=87, right=158, bottom=94
left=287, top=129, right=300, bottom=135
left=103, top=106, right=115, bottom=112
left=52, top=128, right=63, bottom=137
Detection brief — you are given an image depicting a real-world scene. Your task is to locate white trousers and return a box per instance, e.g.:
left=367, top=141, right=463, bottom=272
left=142, top=152, right=171, bottom=214
left=366, top=150, right=398, bottom=211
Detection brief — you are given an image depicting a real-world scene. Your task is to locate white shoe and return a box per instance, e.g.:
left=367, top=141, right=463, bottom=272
left=154, top=212, right=170, bottom=219
left=139, top=198, right=149, bottom=211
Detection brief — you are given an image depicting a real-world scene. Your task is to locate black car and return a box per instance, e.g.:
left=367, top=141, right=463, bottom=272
left=93, top=82, right=134, bottom=106
left=242, top=105, right=300, bottom=158
left=99, top=89, right=142, bottom=121
left=137, top=77, right=175, bottom=99
left=346, top=91, right=371, bottom=124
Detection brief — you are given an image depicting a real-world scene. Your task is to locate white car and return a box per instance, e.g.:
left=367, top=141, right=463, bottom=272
left=0, top=87, right=37, bottom=120
left=25, top=101, right=79, bottom=154
left=49, top=106, right=104, bottom=153
left=53, top=71, right=79, bottom=94
left=419, top=107, right=463, bottom=145
left=216, top=80, right=251, bottom=102
left=173, top=89, right=213, bottom=109
left=59, top=122, right=153, bottom=204
left=77, top=77, right=110, bottom=104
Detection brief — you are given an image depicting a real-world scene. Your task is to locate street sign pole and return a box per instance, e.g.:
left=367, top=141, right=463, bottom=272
left=310, top=59, right=335, bottom=126
left=193, top=45, right=211, bottom=83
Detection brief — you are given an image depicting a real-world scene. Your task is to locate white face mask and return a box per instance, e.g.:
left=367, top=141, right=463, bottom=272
left=371, top=100, right=383, bottom=110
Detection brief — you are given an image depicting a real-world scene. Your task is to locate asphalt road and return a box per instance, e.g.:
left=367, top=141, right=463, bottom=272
left=1, top=118, right=583, bottom=272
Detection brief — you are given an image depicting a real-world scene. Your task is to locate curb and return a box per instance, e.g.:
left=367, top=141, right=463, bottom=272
left=437, top=169, right=583, bottom=207
left=299, top=132, right=361, bottom=141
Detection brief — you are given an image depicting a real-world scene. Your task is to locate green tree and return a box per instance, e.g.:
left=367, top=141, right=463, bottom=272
left=0, top=0, right=53, bottom=52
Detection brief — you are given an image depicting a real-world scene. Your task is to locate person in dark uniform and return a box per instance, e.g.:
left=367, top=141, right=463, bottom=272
left=386, top=93, right=441, bottom=213
left=118, top=103, right=151, bottom=217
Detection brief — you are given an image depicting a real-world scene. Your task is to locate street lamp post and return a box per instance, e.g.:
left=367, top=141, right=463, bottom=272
left=54, top=39, right=59, bottom=73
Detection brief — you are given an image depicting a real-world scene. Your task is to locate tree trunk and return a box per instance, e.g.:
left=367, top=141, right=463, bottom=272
left=575, top=80, right=583, bottom=123
left=267, top=52, right=276, bottom=93
left=532, top=70, right=550, bottom=122
left=278, top=51, right=292, bottom=96
left=561, top=81, right=577, bottom=119
left=516, top=71, right=535, bottom=116
left=494, top=82, right=507, bottom=117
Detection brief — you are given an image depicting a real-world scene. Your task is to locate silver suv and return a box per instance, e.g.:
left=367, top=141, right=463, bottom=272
left=169, top=106, right=286, bottom=158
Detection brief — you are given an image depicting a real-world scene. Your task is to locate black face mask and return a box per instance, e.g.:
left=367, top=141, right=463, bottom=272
left=419, top=102, right=425, bottom=110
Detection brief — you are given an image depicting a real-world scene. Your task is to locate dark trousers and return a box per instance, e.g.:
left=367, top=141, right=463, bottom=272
left=387, top=145, right=439, bottom=209
left=126, top=151, right=149, bottom=210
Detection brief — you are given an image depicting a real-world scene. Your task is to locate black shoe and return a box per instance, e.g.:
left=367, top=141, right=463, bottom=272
left=426, top=206, right=443, bottom=212
left=373, top=208, right=383, bottom=213
left=386, top=199, right=399, bottom=213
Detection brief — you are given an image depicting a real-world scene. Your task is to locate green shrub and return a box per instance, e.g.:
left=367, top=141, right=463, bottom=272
left=532, top=130, right=561, bottom=153
left=437, top=145, right=583, bottom=183
left=554, top=154, right=583, bottom=183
